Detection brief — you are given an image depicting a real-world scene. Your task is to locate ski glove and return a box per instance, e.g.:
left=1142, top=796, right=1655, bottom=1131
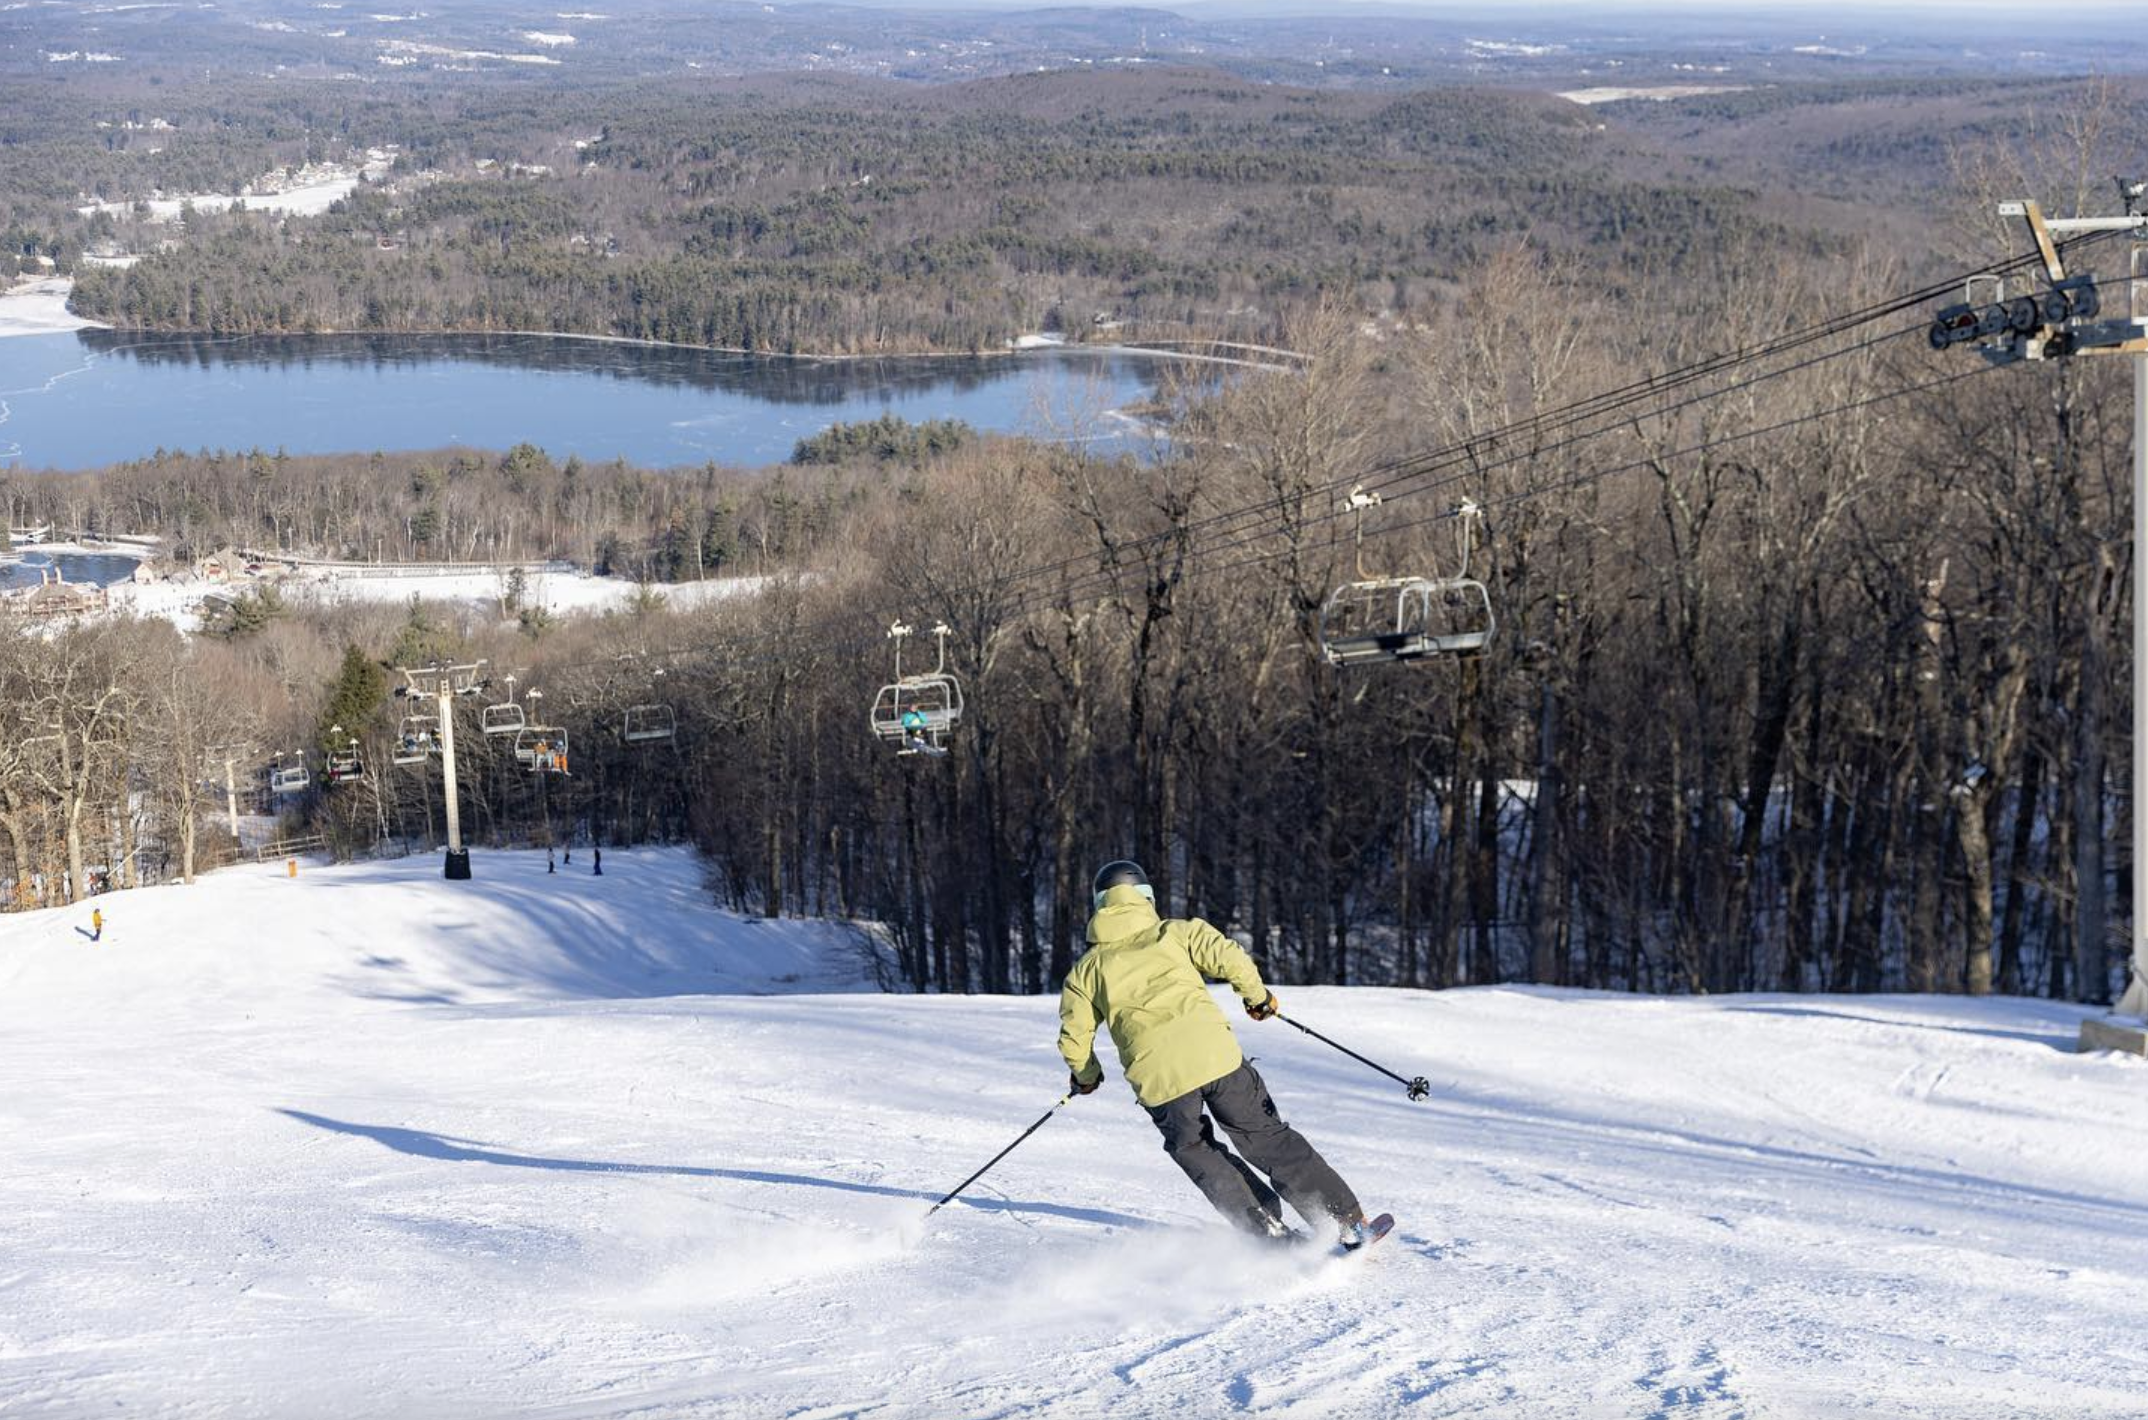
left=1246, top=992, right=1279, bottom=1021
left=1069, top=1072, right=1101, bottom=1096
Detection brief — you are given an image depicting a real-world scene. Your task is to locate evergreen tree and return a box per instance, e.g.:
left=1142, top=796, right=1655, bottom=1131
left=316, top=644, right=389, bottom=754
left=387, top=597, right=460, bottom=667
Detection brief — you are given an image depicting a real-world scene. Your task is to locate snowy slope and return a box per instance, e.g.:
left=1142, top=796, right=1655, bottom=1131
left=2, top=849, right=2145, bottom=1419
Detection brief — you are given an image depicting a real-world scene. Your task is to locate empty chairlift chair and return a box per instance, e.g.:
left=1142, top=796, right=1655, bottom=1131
left=622, top=703, right=675, bottom=744
left=482, top=673, right=528, bottom=736
left=869, top=620, right=964, bottom=757
left=1318, top=489, right=1495, bottom=667
left=269, top=759, right=310, bottom=795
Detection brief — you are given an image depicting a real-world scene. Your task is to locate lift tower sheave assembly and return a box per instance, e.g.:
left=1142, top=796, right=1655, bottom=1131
left=396, top=660, right=488, bottom=881
left=1952, top=191, right=2148, bottom=1050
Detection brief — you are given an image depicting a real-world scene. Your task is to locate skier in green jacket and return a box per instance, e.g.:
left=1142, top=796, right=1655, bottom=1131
left=1058, top=859, right=1374, bottom=1247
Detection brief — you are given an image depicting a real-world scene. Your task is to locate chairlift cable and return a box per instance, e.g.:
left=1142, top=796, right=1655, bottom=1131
left=922, top=231, right=2123, bottom=611
left=529, top=308, right=1938, bottom=684
left=1128, top=359, right=2011, bottom=595
left=1012, top=313, right=1929, bottom=621
left=447, top=350, right=1999, bottom=729
left=1004, top=252, right=2134, bottom=622
left=497, top=238, right=2125, bottom=692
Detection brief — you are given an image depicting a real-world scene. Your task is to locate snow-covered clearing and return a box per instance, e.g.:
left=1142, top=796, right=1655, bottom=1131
left=1556, top=85, right=1751, bottom=105
left=2, top=847, right=2144, bottom=1417
left=95, top=567, right=769, bottom=632
left=73, top=158, right=394, bottom=225
left=0, top=278, right=103, bottom=338
left=263, top=567, right=771, bottom=615
left=377, top=38, right=564, bottom=67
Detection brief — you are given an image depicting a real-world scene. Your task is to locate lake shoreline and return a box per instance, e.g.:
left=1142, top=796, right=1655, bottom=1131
left=0, top=323, right=1181, bottom=470
left=22, top=281, right=1284, bottom=368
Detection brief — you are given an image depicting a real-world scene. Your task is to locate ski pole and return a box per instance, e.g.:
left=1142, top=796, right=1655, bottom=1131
left=1277, top=1013, right=1431, bottom=1101
left=924, top=1092, right=1074, bottom=1217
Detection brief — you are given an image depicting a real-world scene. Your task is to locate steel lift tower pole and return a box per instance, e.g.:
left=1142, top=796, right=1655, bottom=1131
left=2128, top=244, right=2148, bottom=1034
left=437, top=675, right=467, bottom=878
left=1943, top=192, right=2148, bottom=1047
left=1990, top=196, right=2148, bottom=1047
left=396, top=660, right=488, bottom=881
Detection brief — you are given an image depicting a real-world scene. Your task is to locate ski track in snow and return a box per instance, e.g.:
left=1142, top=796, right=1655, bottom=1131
left=2, top=847, right=2145, bottom=1417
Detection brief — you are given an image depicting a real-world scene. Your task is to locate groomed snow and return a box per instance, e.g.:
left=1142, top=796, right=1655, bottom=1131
left=2, top=848, right=2144, bottom=1417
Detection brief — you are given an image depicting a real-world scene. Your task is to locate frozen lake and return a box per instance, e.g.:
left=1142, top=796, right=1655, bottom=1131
left=0, top=330, right=1177, bottom=470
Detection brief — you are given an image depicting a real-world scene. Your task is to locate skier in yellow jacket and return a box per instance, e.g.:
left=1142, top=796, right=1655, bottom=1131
left=1059, top=859, right=1373, bottom=1247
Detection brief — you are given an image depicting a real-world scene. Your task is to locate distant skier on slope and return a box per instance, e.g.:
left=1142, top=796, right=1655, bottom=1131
left=1058, top=859, right=1378, bottom=1248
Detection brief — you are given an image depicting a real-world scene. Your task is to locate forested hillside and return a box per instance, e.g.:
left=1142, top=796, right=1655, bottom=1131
left=7, top=27, right=2145, bottom=1011
left=9, top=244, right=2139, bottom=1008
left=61, top=72, right=1803, bottom=352
left=32, top=68, right=2141, bottom=353
left=6, top=440, right=861, bottom=575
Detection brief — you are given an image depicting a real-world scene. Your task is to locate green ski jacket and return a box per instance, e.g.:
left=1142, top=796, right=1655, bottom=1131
left=1058, top=886, right=1270, bottom=1108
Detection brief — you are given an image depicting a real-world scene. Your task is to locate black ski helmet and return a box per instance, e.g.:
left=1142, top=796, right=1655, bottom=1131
left=1093, top=859, right=1153, bottom=909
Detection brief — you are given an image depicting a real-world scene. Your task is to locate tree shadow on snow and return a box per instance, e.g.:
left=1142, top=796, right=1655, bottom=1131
left=1715, top=1001, right=2078, bottom=1052
left=275, top=1108, right=1153, bottom=1229
left=308, top=850, right=872, bottom=1002
left=1407, top=1091, right=2148, bottom=1226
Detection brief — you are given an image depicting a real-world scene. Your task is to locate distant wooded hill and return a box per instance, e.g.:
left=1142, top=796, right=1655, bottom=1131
left=25, top=62, right=2139, bottom=354
left=63, top=68, right=1831, bottom=352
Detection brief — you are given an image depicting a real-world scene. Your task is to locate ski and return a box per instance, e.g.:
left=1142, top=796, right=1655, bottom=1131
left=1337, top=1212, right=1395, bottom=1258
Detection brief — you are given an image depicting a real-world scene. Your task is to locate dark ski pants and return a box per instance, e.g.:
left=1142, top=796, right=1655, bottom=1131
left=1145, top=1060, right=1362, bottom=1238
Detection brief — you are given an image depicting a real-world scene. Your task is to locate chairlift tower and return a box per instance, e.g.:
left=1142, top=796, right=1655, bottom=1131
left=395, top=659, right=488, bottom=880
left=207, top=742, right=253, bottom=841
left=1940, top=190, right=2148, bottom=1051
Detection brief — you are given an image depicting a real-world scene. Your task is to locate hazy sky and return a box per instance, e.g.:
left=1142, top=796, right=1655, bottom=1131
left=1160, top=1, right=2135, bottom=11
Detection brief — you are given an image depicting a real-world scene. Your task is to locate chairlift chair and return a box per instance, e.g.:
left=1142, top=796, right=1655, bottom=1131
left=869, top=621, right=964, bottom=756
left=269, top=761, right=310, bottom=795
left=622, top=703, right=675, bottom=744
left=324, top=745, right=365, bottom=785
left=869, top=678, right=963, bottom=755
left=1319, top=576, right=1494, bottom=665
left=515, top=726, right=571, bottom=774
left=1318, top=488, right=1495, bottom=667
left=392, top=714, right=439, bottom=766
left=482, top=673, right=526, bottom=735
